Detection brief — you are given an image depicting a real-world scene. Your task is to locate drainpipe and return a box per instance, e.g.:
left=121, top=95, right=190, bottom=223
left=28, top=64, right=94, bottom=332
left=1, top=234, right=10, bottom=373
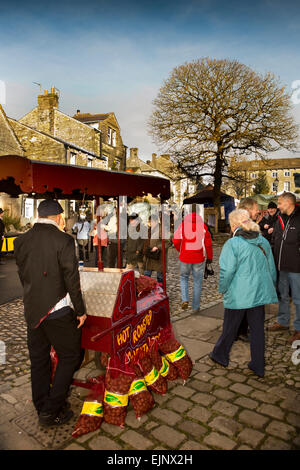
left=64, top=144, right=68, bottom=164
left=123, top=145, right=127, bottom=171
left=99, top=130, right=103, bottom=159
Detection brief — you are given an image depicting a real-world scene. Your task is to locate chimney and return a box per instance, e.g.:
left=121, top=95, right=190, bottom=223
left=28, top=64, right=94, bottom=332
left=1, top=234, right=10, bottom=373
left=127, top=148, right=140, bottom=170
left=37, top=87, right=59, bottom=135
left=130, top=148, right=138, bottom=159
left=76, top=109, right=81, bottom=114
left=152, top=153, right=157, bottom=168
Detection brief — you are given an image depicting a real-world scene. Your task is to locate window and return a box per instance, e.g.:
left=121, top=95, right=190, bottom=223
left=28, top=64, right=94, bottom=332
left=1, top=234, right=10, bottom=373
left=70, top=152, right=76, bottom=165
left=24, top=198, right=34, bottom=218
left=250, top=172, right=257, bottom=179
left=112, top=130, right=116, bottom=147
left=102, top=155, right=108, bottom=169
left=107, top=127, right=117, bottom=147
left=272, top=171, right=278, bottom=178
left=107, top=127, right=112, bottom=145
left=284, top=181, right=290, bottom=192
left=284, top=170, right=290, bottom=177
left=272, top=182, right=278, bottom=192
left=87, top=157, right=93, bottom=168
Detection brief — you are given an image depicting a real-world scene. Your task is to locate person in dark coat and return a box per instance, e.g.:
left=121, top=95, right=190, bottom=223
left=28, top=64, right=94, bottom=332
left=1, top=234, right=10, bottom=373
left=0, top=208, right=5, bottom=264
left=268, top=192, right=300, bottom=343
left=144, top=216, right=172, bottom=284
left=125, top=213, right=147, bottom=274
left=14, top=199, right=87, bottom=427
left=259, top=201, right=279, bottom=245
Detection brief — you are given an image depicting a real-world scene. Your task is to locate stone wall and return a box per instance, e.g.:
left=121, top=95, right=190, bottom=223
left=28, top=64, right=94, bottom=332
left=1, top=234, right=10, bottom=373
left=98, top=115, right=125, bottom=169
left=0, top=106, right=24, bottom=156
left=54, top=110, right=100, bottom=156
left=8, top=119, right=66, bottom=163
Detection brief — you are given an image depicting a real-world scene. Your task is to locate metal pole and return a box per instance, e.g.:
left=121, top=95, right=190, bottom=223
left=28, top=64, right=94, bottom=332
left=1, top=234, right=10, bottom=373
left=117, top=196, right=121, bottom=268
left=161, top=198, right=167, bottom=293
left=96, top=197, right=104, bottom=271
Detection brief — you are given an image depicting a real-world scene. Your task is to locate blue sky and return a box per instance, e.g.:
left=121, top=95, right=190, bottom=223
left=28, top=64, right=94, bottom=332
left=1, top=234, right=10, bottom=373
left=1, top=0, right=300, bottom=158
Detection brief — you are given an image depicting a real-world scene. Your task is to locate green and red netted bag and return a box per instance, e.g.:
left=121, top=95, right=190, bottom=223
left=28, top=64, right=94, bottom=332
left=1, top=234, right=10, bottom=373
left=149, top=337, right=178, bottom=381
left=103, top=356, right=134, bottom=427
left=72, top=382, right=104, bottom=438
left=128, top=363, right=155, bottom=419
left=136, top=349, right=167, bottom=395
left=158, top=326, right=193, bottom=381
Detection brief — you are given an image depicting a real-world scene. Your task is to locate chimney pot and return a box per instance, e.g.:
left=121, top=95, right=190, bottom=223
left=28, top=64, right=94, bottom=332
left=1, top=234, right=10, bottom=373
left=152, top=153, right=157, bottom=167
left=44, top=89, right=48, bottom=95
left=51, top=87, right=55, bottom=94
left=77, top=109, right=80, bottom=114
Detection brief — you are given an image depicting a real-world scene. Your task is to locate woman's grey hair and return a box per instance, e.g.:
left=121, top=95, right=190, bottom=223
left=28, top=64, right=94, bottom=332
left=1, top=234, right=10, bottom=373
left=229, top=209, right=260, bottom=232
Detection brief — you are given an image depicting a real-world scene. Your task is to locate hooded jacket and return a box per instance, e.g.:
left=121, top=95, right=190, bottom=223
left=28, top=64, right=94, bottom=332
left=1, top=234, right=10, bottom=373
left=172, top=213, right=213, bottom=264
left=219, top=228, right=278, bottom=310
left=272, top=205, right=300, bottom=273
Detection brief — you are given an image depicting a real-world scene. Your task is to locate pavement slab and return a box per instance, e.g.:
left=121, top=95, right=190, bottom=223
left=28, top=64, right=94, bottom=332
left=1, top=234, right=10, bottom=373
left=1, top=242, right=300, bottom=450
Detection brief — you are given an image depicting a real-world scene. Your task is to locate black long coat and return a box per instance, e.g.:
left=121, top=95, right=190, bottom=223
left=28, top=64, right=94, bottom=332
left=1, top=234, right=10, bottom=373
left=14, top=222, right=85, bottom=329
left=0, top=218, right=5, bottom=238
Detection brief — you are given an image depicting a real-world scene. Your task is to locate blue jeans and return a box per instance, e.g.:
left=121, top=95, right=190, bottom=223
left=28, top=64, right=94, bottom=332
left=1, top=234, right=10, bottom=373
left=277, top=271, right=300, bottom=331
left=144, top=270, right=163, bottom=284
left=180, top=261, right=205, bottom=310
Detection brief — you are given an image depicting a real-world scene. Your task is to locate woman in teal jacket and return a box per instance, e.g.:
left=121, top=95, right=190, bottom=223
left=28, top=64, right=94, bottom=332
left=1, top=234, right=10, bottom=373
left=209, top=209, right=278, bottom=377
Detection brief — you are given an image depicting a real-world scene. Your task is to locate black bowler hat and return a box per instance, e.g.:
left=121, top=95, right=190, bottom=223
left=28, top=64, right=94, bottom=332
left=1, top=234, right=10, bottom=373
left=38, top=199, right=64, bottom=217
left=268, top=201, right=277, bottom=209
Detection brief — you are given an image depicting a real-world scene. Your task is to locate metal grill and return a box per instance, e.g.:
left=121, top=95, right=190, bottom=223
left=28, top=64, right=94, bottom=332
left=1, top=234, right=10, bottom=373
left=13, top=397, right=83, bottom=449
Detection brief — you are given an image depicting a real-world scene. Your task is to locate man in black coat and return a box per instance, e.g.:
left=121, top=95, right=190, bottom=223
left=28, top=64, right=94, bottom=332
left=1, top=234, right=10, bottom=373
left=258, top=201, right=278, bottom=245
left=269, top=193, right=300, bottom=343
left=0, top=208, right=5, bottom=264
left=14, top=199, right=87, bottom=427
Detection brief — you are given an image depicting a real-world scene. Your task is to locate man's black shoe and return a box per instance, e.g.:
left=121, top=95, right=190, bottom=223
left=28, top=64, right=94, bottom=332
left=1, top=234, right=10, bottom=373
left=39, top=406, right=74, bottom=427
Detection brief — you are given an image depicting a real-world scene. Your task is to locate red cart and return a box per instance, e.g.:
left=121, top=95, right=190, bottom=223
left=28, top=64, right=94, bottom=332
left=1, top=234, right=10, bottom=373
left=0, top=155, right=172, bottom=389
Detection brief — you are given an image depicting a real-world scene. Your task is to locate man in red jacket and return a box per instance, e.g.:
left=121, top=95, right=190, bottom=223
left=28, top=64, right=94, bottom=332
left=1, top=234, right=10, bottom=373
left=173, top=208, right=213, bottom=313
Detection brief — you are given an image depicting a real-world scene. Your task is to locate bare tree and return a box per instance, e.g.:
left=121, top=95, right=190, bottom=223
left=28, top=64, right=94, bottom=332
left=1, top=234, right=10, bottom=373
left=148, top=57, right=299, bottom=232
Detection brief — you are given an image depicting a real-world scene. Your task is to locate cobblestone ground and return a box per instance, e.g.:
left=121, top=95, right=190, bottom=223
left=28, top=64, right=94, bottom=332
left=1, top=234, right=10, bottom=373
left=0, top=239, right=299, bottom=450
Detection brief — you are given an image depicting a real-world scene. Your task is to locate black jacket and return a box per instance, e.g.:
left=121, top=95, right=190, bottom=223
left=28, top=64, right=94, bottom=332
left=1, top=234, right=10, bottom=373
left=272, top=205, right=300, bottom=273
left=259, top=211, right=279, bottom=244
left=126, top=223, right=147, bottom=264
left=14, top=222, right=85, bottom=329
left=0, top=218, right=5, bottom=238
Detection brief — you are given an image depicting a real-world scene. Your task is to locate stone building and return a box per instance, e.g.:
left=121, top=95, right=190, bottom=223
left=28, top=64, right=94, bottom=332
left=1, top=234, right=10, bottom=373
left=0, top=88, right=127, bottom=222
left=73, top=111, right=126, bottom=170
left=229, top=157, right=300, bottom=197
left=126, top=148, right=196, bottom=207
